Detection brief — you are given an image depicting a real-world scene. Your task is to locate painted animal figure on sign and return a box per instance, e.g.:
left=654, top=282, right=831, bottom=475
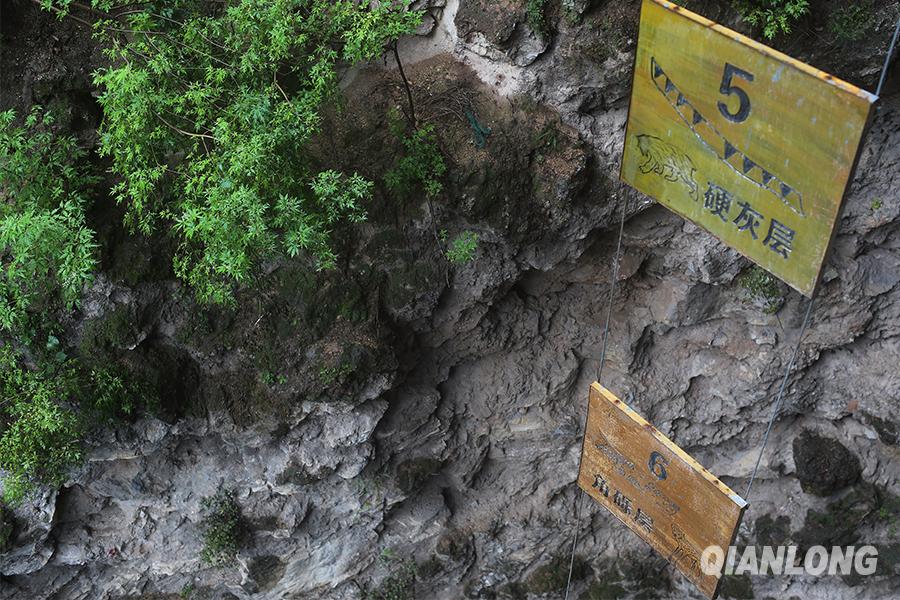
left=635, top=134, right=700, bottom=202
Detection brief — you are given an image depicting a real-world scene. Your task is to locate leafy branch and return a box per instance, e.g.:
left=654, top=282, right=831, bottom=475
left=37, top=0, right=423, bottom=305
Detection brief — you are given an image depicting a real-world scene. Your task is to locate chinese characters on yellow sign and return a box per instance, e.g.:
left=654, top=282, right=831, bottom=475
left=578, top=383, right=747, bottom=599
left=621, top=0, right=876, bottom=296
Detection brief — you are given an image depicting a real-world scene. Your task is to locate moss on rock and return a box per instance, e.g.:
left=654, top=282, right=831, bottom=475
left=395, top=457, right=442, bottom=495
left=525, top=554, right=589, bottom=595
left=792, top=430, right=861, bottom=497
left=0, top=504, right=13, bottom=553
left=719, top=574, right=754, bottom=599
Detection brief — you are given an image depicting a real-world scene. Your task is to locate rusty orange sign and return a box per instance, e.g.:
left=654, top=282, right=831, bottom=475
left=578, top=383, right=747, bottom=599
left=621, top=0, right=876, bottom=296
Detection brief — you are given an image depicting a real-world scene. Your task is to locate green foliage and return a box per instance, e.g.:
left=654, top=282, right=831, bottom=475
left=87, top=367, right=136, bottom=422
left=0, top=346, right=142, bottom=504
left=0, top=108, right=97, bottom=338
left=532, top=124, right=560, bottom=152
left=526, top=0, right=549, bottom=35
left=738, top=265, right=782, bottom=313
left=561, top=0, right=582, bottom=25
left=0, top=347, right=82, bottom=504
left=38, top=1, right=421, bottom=306
left=366, top=559, right=417, bottom=600
left=260, top=369, right=288, bottom=387
left=441, top=230, right=479, bottom=265
left=871, top=198, right=883, bottom=211
left=733, top=0, right=809, bottom=39
left=878, top=494, right=900, bottom=538
left=828, top=3, right=872, bottom=43
left=385, top=124, right=446, bottom=199
left=200, top=488, right=244, bottom=566
left=318, top=362, right=354, bottom=386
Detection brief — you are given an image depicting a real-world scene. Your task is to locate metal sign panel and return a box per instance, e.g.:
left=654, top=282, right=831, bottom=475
left=578, top=383, right=747, bottom=599
left=621, top=0, right=876, bottom=296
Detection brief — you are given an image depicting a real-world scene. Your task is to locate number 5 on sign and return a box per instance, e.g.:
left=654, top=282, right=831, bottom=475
left=621, top=0, right=876, bottom=297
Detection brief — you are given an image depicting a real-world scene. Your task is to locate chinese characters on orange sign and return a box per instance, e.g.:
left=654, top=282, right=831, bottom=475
left=578, top=383, right=747, bottom=599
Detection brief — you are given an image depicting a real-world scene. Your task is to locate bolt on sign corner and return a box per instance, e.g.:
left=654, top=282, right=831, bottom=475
left=578, top=383, right=747, bottom=599
left=621, top=0, right=876, bottom=296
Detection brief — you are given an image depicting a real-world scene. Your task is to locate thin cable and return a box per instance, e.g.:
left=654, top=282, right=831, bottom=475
left=744, top=296, right=815, bottom=501
left=876, top=15, right=900, bottom=98
left=563, top=192, right=630, bottom=600
left=743, top=13, right=899, bottom=497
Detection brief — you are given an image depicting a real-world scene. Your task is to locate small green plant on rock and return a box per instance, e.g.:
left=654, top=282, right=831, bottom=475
left=442, top=231, right=479, bottom=265
left=871, top=198, right=883, bottom=211
left=878, top=494, right=900, bottom=538
left=828, top=3, right=872, bottom=43
left=0, top=346, right=144, bottom=504
left=88, top=367, right=136, bottom=422
left=733, top=0, right=809, bottom=39
left=526, top=0, right=549, bottom=35
left=366, top=559, right=417, bottom=600
left=318, top=361, right=354, bottom=386
left=0, top=347, right=82, bottom=504
left=200, top=488, right=244, bottom=566
left=385, top=124, right=446, bottom=199
left=738, top=265, right=782, bottom=314
left=562, top=0, right=583, bottom=25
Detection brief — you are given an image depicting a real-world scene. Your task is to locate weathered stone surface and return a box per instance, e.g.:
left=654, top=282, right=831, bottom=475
left=2, top=1, right=900, bottom=599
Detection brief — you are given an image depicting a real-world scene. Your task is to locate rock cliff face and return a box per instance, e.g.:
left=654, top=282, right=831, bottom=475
left=2, top=1, right=900, bottom=599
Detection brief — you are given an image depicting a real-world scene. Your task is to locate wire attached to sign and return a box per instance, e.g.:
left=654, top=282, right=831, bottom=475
left=876, top=15, right=900, bottom=98
left=563, top=190, right=631, bottom=600
left=563, top=10, right=897, bottom=599
left=744, top=296, right=814, bottom=501
left=745, top=10, right=900, bottom=504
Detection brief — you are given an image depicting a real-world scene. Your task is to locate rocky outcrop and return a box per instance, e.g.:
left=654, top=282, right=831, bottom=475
left=2, top=1, right=900, bottom=599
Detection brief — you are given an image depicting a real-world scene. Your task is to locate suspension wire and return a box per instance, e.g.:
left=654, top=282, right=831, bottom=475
left=876, top=14, right=900, bottom=98
left=563, top=190, right=630, bottom=600
left=743, top=10, right=900, bottom=505
left=743, top=296, right=814, bottom=501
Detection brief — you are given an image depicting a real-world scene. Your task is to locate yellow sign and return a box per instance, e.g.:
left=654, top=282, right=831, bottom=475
left=578, top=383, right=746, bottom=599
left=621, top=0, right=876, bottom=296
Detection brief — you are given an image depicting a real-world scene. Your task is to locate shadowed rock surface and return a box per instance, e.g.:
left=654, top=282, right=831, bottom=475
left=2, top=0, right=900, bottom=599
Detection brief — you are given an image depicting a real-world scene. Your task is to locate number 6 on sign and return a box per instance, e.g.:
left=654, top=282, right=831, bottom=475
left=648, top=451, right=668, bottom=480
left=621, top=0, right=876, bottom=297
left=578, top=383, right=747, bottom=600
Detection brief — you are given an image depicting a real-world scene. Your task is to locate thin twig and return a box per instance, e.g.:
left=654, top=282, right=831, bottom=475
left=273, top=73, right=290, bottom=103
left=30, top=0, right=94, bottom=27
left=153, top=112, right=217, bottom=143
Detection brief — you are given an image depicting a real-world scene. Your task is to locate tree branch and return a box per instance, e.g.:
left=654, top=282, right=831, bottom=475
left=392, top=40, right=416, bottom=129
